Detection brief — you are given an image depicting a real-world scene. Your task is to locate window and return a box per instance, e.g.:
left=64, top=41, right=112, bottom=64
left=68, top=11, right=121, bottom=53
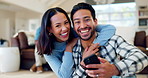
left=92, top=2, right=137, bottom=27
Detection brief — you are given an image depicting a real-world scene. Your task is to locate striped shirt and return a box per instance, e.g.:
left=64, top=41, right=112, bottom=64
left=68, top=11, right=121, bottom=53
left=72, top=34, right=148, bottom=78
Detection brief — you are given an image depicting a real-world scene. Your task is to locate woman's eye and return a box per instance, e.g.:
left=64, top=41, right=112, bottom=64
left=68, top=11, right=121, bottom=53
left=56, top=25, right=60, bottom=27
left=65, top=21, right=69, bottom=24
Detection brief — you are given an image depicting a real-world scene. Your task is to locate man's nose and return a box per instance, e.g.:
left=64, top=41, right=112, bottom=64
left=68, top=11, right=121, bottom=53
left=80, top=21, right=86, bottom=28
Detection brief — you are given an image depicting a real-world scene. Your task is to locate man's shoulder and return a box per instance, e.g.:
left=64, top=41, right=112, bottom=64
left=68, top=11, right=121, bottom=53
left=110, top=35, right=122, bottom=39
left=107, top=35, right=125, bottom=44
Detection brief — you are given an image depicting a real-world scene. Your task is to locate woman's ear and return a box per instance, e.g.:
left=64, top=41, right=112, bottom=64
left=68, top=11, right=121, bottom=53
left=47, top=27, right=52, bottom=33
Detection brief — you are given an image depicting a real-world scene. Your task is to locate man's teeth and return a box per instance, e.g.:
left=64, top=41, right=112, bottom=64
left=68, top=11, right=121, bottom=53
left=81, top=30, right=88, bottom=33
left=61, top=32, right=67, bottom=36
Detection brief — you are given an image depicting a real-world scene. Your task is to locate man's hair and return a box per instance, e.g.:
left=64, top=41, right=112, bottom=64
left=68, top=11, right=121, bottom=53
left=70, top=2, right=96, bottom=24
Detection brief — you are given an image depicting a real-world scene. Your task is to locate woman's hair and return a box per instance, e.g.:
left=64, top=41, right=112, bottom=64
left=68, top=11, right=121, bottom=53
left=38, top=7, right=74, bottom=55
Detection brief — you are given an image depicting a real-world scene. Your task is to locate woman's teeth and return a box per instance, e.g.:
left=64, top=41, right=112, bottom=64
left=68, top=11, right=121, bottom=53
left=61, top=32, right=67, bottom=36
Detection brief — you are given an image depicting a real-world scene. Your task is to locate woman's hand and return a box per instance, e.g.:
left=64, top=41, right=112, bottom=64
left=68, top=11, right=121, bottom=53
left=80, top=43, right=100, bottom=66
left=82, top=43, right=99, bottom=60
left=65, top=38, right=78, bottom=52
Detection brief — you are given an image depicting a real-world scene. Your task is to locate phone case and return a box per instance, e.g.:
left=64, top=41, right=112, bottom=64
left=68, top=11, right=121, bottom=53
left=83, top=54, right=100, bottom=70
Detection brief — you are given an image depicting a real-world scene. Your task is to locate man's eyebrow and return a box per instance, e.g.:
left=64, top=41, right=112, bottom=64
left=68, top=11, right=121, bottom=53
left=73, top=18, right=79, bottom=21
left=84, top=16, right=90, bottom=19
left=73, top=16, right=90, bottom=21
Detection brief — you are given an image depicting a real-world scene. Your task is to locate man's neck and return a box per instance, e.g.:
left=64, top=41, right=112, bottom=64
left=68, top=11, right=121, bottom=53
left=81, top=32, right=96, bottom=49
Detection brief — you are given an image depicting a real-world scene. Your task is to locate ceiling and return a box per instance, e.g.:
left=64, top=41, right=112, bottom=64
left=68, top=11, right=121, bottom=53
left=0, top=0, right=84, bottom=13
left=0, top=1, right=26, bottom=12
left=0, top=0, right=147, bottom=14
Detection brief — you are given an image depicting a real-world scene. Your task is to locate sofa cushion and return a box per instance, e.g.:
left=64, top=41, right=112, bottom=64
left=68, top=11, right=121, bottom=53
left=21, top=49, right=35, bottom=59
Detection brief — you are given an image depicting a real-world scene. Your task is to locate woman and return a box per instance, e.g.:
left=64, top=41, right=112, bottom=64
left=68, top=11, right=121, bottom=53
left=38, top=7, right=115, bottom=78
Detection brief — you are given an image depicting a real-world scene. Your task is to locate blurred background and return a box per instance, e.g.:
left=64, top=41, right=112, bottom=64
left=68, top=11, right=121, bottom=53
left=0, top=0, right=148, bottom=45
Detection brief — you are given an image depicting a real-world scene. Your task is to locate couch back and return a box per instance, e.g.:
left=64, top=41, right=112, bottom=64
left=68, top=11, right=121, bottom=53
left=134, top=31, right=146, bottom=48
left=11, top=32, right=29, bottom=49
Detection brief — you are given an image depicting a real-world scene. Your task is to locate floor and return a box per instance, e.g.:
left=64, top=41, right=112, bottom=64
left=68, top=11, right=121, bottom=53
left=0, top=70, right=57, bottom=78
left=0, top=70, right=147, bottom=78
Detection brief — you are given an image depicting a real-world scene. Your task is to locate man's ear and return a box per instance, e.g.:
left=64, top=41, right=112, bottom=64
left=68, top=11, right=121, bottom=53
left=94, top=19, right=98, bottom=27
left=94, top=19, right=98, bottom=25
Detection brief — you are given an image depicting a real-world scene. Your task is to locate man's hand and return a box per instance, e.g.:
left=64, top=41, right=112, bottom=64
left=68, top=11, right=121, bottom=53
left=85, top=57, right=119, bottom=78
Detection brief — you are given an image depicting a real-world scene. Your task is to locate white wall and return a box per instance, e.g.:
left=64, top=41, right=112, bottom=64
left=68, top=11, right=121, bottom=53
left=0, top=9, right=41, bottom=43
left=136, top=0, right=148, bottom=6
left=1, top=0, right=47, bottom=13
left=116, top=26, right=138, bottom=44
left=0, top=10, right=15, bottom=41
left=15, top=11, right=41, bottom=32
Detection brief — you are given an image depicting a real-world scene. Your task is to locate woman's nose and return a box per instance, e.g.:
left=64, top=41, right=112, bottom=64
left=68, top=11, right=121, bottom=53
left=62, top=25, right=67, bottom=31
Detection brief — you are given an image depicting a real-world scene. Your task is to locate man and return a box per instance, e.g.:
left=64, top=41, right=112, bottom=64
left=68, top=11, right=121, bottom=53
left=30, top=27, right=47, bottom=73
left=70, top=2, right=148, bottom=78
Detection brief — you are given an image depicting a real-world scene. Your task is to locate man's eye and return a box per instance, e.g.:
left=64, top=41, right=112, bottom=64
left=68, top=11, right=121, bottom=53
left=85, top=19, right=90, bottom=22
left=74, top=21, right=80, bottom=24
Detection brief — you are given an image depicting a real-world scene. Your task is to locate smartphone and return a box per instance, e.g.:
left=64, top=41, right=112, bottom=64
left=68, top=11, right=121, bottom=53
left=83, top=54, right=100, bottom=70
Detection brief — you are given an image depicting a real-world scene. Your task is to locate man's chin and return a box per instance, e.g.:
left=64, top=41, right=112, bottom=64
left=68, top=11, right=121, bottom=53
left=80, top=36, right=91, bottom=41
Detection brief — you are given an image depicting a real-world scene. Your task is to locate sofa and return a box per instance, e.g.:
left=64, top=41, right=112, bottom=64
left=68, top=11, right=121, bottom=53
left=11, top=32, right=35, bottom=69
left=134, top=31, right=148, bottom=74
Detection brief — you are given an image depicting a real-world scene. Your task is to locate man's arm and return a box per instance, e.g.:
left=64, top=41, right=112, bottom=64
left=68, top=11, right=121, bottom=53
left=85, top=35, right=148, bottom=78
left=114, top=36, right=148, bottom=76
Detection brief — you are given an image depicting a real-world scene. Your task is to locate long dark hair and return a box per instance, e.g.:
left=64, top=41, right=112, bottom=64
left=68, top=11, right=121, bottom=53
left=38, top=7, right=74, bottom=55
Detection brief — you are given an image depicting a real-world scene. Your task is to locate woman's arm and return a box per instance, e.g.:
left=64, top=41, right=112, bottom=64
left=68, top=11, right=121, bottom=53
left=44, top=52, right=73, bottom=78
left=95, top=24, right=116, bottom=46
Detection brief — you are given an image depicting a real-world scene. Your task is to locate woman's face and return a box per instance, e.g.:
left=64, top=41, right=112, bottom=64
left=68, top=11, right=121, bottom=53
left=49, top=12, right=70, bottom=42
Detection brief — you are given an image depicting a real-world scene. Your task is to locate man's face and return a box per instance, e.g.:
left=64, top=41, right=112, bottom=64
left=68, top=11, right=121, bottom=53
left=73, top=9, right=97, bottom=40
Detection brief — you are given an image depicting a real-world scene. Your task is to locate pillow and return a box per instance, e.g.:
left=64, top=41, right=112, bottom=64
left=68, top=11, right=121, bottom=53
left=116, top=26, right=137, bottom=45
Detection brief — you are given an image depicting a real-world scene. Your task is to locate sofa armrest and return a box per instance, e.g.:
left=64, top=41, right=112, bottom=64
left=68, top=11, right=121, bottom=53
left=146, top=35, right=148, bottom=49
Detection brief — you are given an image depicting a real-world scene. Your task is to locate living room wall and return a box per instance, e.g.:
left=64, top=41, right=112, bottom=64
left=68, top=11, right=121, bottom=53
left=0, top=9, right=41, bottom=42
left=0, top=10, right=15, bottom=41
